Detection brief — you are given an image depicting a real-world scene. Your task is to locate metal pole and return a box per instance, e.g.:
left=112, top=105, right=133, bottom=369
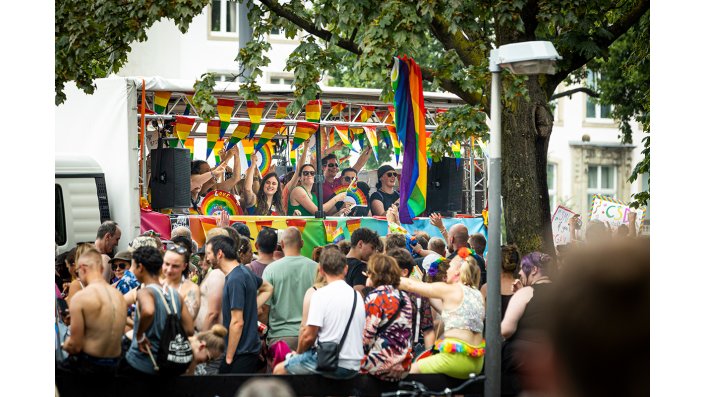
left=314, top=120, right=325, bottom=219
left=238, top=0, right=253, bottom=82
left=484, top=68, right=503, bottom=397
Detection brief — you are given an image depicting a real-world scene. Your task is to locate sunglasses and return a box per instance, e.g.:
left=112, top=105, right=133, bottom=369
left=167, top=244, right=188, bottom=255
left=343, top=176, right=355, bottom=182
left=326, top=163, right=339, bottom=168
left=111, top=262, right=128, bottom=271
left=302, top=171, right=315, bottom=177
left=386, top=172, right=398, bottom=178
left=142, top=230, right=161, bottom=238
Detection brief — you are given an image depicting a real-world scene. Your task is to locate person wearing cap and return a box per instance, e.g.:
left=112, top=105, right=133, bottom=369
left=110, top=251, right=140, bottom=295
left=320, top=146, right=373, bottom=204
left=370, top=165, right=400, bottom=217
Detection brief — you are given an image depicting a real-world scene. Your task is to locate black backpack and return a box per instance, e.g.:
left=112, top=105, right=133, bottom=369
left=152, top=286, right=193, bottom=376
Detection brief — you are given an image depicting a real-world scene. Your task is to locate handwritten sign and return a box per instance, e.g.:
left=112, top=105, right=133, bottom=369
left=551, top=205, right=576, bottom=246
left=170, top=215, right=190, bottom=231
left=589, top=195, right=645, bottom=232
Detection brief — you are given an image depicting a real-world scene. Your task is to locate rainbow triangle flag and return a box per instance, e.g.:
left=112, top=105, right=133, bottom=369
left=226, top=121, right=250, bottom=150
left=360, top=105, right=376, bottom=122
left=379, top=128, right=392, bottom=150
left=275, top=101, right=290, bottom=119
left=363, top=126, right=379, bottom=161
left=391, top=55, right=428, bottom=224
left=183, top=94, right=195, bottom=116
left=328, top=128, right=336, bottom=149
left=214, top=139, right=226, bottom=164
left=306, top=99, right=322, bottom=122
left=292, top=122, right=318, bottom=150
left=184, top=138, right=195, bottom=160
left=206, top=119, right=220, bottom=160
left=351, top=127, right=365, bottom=151
left=217, top=98, right=235, bottom=139
left=387, top=125, right=401, bottom=164
left=246, top=101, right=265, bottom=138
left=174, top=116, right=196, bottom=147
left=256, top=121, right=283, bottom=151
left=241, top=138, right=255, bottom=167
left=330, top=101, right=347, bottom=116
left=286, top=218, right=307, bottom=234
left=333, top=125, right=352, bottom=148
left=452, top=142, right=462, bottom=167
left=153, top=91, right=171, bottom=114
left=290, top=139, right=297, bottom=167
left=386, top=105, right=395, bottom=123
left=323, top=220, right=344, bottom=244
left=255, top=220, right=273, bottom=234
left=346, top=218, right=361, bottom=234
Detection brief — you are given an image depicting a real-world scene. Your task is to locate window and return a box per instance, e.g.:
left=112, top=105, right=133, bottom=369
left=586, top=165, right=616, bottom=208
left=210, top=0, right=238, bottom=36
left=55, top=184, right=66, bottom=246
left=212, top=72, right=238, bottom=82
left=269, top=75, right=294, bottom=85
left=547, top=163, right=557, bottom=213
left=585, top=70, right=612, bottom=120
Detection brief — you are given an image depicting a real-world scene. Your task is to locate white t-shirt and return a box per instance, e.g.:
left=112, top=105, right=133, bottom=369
left=307, top=279, right=366, bottom=370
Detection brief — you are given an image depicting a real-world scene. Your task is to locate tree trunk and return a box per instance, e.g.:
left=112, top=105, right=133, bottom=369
left=501, top=76, right=556, bottom=256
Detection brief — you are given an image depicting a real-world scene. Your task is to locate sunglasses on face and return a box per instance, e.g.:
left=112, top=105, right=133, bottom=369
left=326, top=163, right=339, bottom=168
left=386, top=172, right=398, bottom=178
left=111, top=262, right=128, bottom=271
left=167, top=244, right=188, bottom=255
left=302, top=171, right=315, bottom=177
left=142, top=230, right=160, bottom=238
left=343, top=176, right=355, bottom=182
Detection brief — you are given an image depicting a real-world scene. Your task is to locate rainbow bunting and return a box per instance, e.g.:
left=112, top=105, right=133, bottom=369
left=328, top=128, right=336, bottom=149
left=206, top=119, right=220, bottom=160
left=153, top=91, right=171, bottom=114
left=452, top=142, right=462, bottom=167
left=217, top=98, right=235, bottom=139
left=346, top=218, right=361, bottom=234
left=306, top=99, right=322, bottom=122
left=214, top=139, right=226, bottom=164
left=323, top=220, right=344, bottom=244
left=275, top=101, right=290, bottom=119
left=330, top=101, right=347, bottom=116
left=256, top=121, right=283, bottom=151
left=351, top=127, right=365, bottom=151
left=200, top=217, right=218, bottom=237
left=391, top=55, right=428, bottom=224
left=286, top=219, right=307, bottom=234
left=292, top=122, right=318, bottom=150
left=183, top=94, right=194, bottom=116
left=333, top=125, right=352, bottom=148
left=255, top=140, right=273, bottom=175
left=255, top=220, right=273, bottom=234
left=387, top=125, right=401, bottom=164
left=241, top=139, right=255, bottom=167
left=174, top=116, right=196, bottom=147
left=379, top=128, right=392, bottom=149
left=246, top=101, right=265, bottom=138
left=360, top=105, right=376, bottom=122
left=184, top=138, right=195, bottom=160
left=386, top=105, right=396, bottom=123
left=363, top=126, right=379, bottom=161
left=289, top=139, right=297, bottom=167
left=226, top=121, right=250, bottom=150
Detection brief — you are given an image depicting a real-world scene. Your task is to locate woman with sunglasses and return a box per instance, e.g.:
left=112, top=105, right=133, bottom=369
left=287, top=164, right=350, bottom=216
left=371, top=165, right=400, bottom=216
left=242, top=161, right=285, bottom=216
left=160, top=243, right=201, bottom=320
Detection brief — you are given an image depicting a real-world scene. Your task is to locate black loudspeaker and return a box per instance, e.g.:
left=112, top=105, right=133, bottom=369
left=150, top=148, right=191, bottom=209
left=425, top=157, right=463, bottom=214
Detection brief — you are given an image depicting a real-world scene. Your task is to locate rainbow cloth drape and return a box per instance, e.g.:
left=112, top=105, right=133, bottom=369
left=391, top=56, right=427, bottom=224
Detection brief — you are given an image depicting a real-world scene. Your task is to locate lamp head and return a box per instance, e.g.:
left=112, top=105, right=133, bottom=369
left=489, top=41, right=562, bottom=75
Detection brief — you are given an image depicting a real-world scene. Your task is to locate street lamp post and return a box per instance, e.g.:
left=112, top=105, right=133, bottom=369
left=485, top=41, right=561, bottom=397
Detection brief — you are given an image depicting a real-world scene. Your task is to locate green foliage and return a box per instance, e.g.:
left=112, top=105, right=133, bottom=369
left=432, top=105, right=489, bottom=161
left=55, top=0, right=209, bottom=105
left=192, top=73, right=217, bottom=122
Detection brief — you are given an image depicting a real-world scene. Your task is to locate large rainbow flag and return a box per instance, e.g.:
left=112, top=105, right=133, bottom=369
left=391, top=56, right=427, bottom=224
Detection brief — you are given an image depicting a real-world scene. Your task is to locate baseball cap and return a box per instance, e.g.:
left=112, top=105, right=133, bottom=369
left=377, top=164, right=396, bottom=179
left=232, top=222, right=254, bottom=240
left=422, top=253, right=442, bottom=272
left=109, top=250, right=132, bottom=263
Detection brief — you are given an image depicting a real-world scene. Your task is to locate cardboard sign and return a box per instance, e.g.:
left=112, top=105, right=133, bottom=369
left=551, top=205, right=576, bottom=246
left=170, top=215, right=190, bottom=231
left=589, top=195, right=645, bottom=232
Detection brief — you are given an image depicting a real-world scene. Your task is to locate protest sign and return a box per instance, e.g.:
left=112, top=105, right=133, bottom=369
left=589, top=195, right=645, bottom=232
left=551, top=205, right=576, bottom=246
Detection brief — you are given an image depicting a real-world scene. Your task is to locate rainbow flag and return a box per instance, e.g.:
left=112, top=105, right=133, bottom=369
left=386, top=105, right=395, bottom=123
left=346, top=218, right=361, bottom=234
left=153, top=91, right=171, bottom=114
left=328, top=128, right=336, bottom=149
left=241, top=138, right=255, bottom=167
left=323, top=220, right=344, bottom=244
left=246, top=101, right=265, bottom=138
left=206, top=119, right=220, bottom=160
left=226, top=121, right=250, bottom=151
left=351, top=127, right=365, bottom=151
left=387, top=125, right=401, bottom=164
left=292, top=122, right=318, bottom=150
left=217, top=98, right=235, bottom=139
left=214, top=139, right=226, bottom=164
left=183, top=94, right=195, bottom=116
left=452, top=141, right=462, bottom=167
left=275, top=101, right=290, bottom=119
left=363, top=126, right=379, bottom=161
left=306, top=99, right=322, bottom=122
left=289, top=139, right=297, bottom=167
left=391, top=56, right=427, bottom=223
left=255, top=141, right=273, bottom=174
left=256, top=121, right=283, bottom=151
left=379, top=128, right=392, bottom=149
left=184, top=138, right=195, bottom=160
left=174, top=116, right=196, bottom=147
left=330, top=101, right=347, bottom=116
left=255, top=220, right=273, bottom=234
left=286, top=218, right=307, bottom=234
left=334, top=182, right=368, bottom=207
left=333, top=125, right=352, bottom=148
left=360, top=105, right=376, bottom=122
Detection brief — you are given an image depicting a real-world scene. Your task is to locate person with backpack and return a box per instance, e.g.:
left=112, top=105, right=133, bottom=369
left=122, top=246, right=194, bottom=376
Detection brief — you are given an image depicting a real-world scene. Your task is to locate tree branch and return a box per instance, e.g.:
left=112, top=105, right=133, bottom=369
left=420, top=66, right=481, bottom=105
left=428, top=14, right=483, bottom=67
left=550, top=87, right=599, bottom=100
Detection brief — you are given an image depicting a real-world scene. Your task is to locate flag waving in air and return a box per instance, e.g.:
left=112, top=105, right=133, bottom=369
left=292, top=122, right=318, bottom=150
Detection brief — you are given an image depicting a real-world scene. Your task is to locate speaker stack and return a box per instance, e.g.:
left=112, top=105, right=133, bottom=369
left=425, top=157, right=464, bottom=215
left=150, top=147, right=191, bottom=209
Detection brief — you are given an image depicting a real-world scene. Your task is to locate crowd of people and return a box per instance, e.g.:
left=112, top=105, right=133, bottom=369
left=55, top=202, right=648, bottom=397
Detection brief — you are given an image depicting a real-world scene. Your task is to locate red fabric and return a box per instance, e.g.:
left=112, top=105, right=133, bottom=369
left=140, top=210, right=171, bottom=238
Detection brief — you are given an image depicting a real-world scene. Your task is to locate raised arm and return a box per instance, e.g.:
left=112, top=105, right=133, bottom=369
left=242, top=161, right=258, bottom=208
left=352, top=146, right=373, bottom=173
left=323, top=140, right=344, bottom=157
left=429, top=213, right=450, bottom=245
left=285, top=139, right=311, bottom=194
left=214, top=146, right=242, bottom=192
left=398, top=277, right=455, bottom=301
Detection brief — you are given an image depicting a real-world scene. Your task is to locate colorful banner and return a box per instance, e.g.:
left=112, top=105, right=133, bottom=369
left=206, top=119, right=220, bottom=160
left=200, top=190, right=244, bottom=216
left=360, top=105, right=376, bottom=122
left=386, top=105, right=395, bottom=124
left=306, top=99, right=322, bottom=122
left=286, top=218, right=307, bottom=234
left=551, top=205, right=576, bottom=247
left=275, top=101, right=290, bottom=119
left=246, top=101, right=265, bottom=138
left=213, top=139, right=226, bottom=164
left=290, top=139, right=297, bottom=167
left=333, top=125, right=352, bottom=148
left=255, top=220, right=274, bottom=234
left=589, top=195, right=646, bottom=232
left=241, top=139, right=255, bottom=167
left=255, top=140, right=273, bottom=175
left=256, top=121, right=283, bottom=151
left=174, top=116, right=196, bottom=147
left=217, top=98, right=235, bottom=139
left=293, top=122, right=318, bottom=150
left=387, top=125, right=401, bottom=164
left=363, top=126, right=379, bottom=161
left=323, top=220, right=344, bottom=244
left=346, top=218, right=361, bottom=234
left=184, top=138, right=195, bottom=160
left=330, top=101, right=347, bottom=117
left=226, top=121, right=250, bottom=151
left=379, top=128, right=392, bottom=150
left=391, top=55, right=428, bottom=224
left=328, top=128, right=336, bottom=149
left=153, top=91, right=171, bottom=114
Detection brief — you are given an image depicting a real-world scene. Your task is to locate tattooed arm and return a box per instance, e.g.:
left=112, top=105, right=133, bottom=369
left=184, top=282, right=201, bottom=319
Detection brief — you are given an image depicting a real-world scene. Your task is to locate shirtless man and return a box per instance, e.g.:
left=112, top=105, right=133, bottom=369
left=62, top=248, right=127, bottom=374
left=194, top=263, right=225, bottom=332
left=94, top=221, right=122, bottom=283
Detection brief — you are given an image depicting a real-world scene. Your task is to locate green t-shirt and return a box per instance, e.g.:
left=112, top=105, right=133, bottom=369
left=262, top=255, right=318, bottom=339
left=287, top=186, right=319, bottom=216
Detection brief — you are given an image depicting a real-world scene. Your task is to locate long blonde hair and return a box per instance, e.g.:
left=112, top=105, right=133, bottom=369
left=196, top=324, right=227, bottom=359
left=457, top=247, right=481, bottom=288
